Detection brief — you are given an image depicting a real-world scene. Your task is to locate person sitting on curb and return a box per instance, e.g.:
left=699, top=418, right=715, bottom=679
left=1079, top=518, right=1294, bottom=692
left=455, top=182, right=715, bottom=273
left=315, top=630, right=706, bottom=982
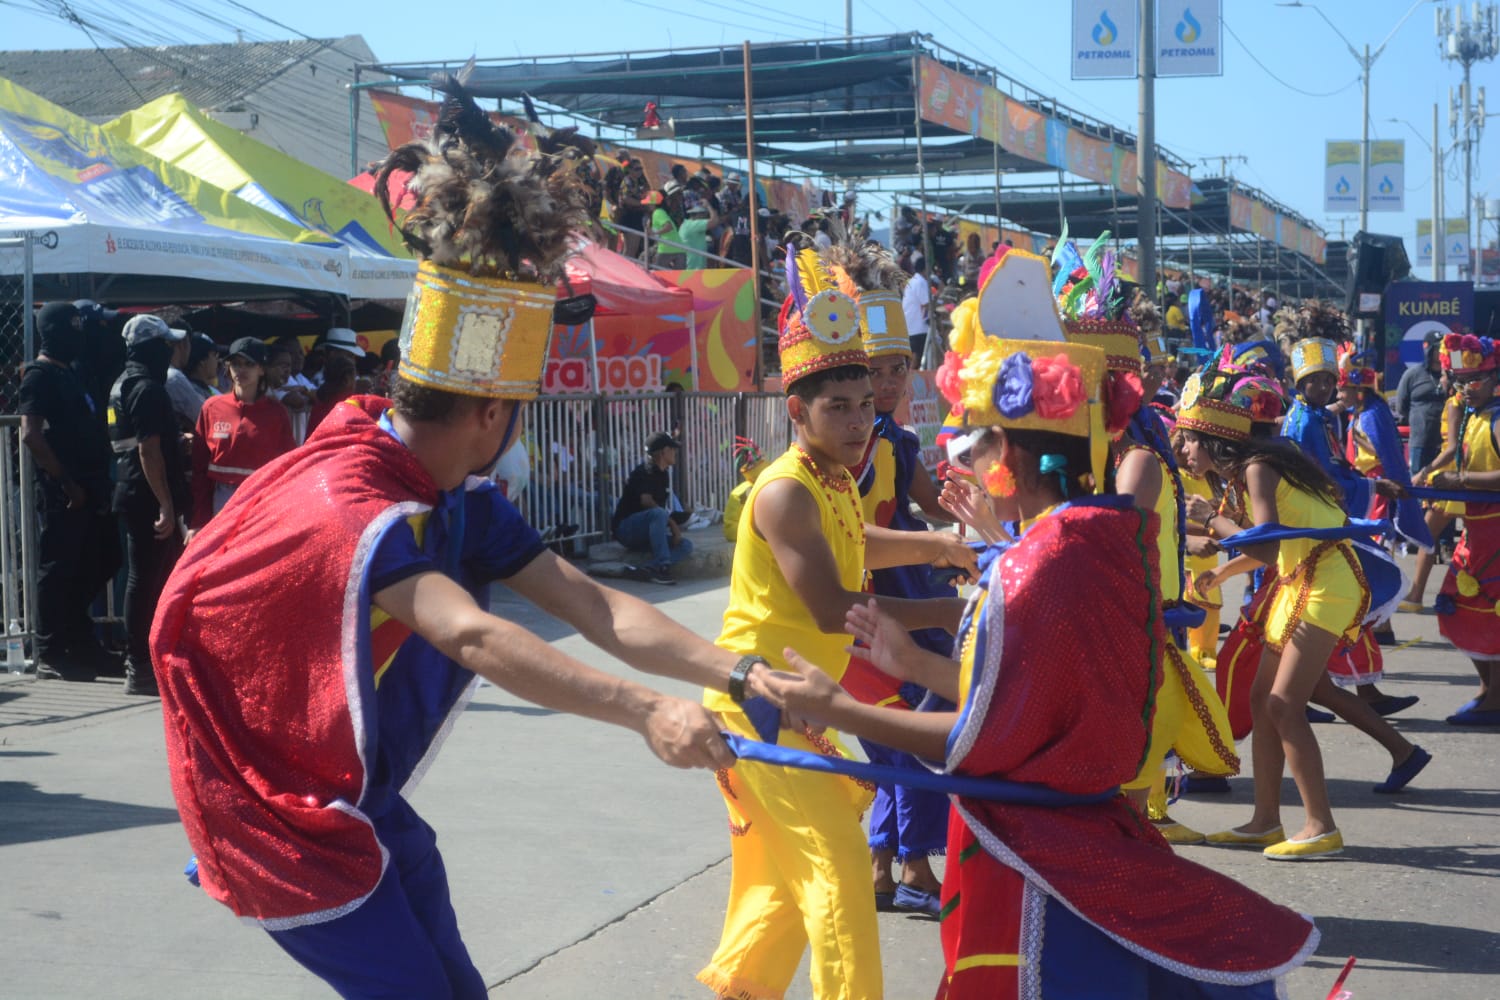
left=612, top=431, right=692, bottom=585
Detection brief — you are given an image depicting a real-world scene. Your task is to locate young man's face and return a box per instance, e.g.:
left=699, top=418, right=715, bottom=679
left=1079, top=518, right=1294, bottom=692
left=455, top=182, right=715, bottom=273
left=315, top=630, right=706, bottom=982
left=867, top=355, right=911, bottom=414
left=1299, top=371, right=1336, bottom=407
left=792, top=374, right=875, bottom=468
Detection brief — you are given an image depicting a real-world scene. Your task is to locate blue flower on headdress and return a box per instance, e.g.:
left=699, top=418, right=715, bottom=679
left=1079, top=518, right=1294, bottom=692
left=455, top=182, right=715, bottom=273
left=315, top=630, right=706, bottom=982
left=994, top=351, right=1036, bottom=419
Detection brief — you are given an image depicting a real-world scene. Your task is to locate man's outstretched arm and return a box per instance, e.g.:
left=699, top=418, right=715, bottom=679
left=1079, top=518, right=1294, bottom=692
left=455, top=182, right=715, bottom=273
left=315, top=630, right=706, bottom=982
left=506, top=550, right=780, bottom=700
left=374, top=570, right=735, bottom=770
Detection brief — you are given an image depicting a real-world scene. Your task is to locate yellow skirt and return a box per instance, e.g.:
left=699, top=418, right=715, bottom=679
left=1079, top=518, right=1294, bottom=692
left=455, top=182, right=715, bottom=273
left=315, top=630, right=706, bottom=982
left=1264, top=541, right=1367, bottom=650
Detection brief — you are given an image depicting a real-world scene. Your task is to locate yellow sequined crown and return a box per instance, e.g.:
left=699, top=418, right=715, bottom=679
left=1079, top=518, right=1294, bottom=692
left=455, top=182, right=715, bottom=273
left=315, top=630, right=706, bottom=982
left=854, top=290, right=910, bottom=359
left=1289, top=337, right=1338, bottom=385
left=398, top=261, right=555, bottom=399
left=1063, top=317, right=1144, bottom=376
left=778, top=246, right=868, bottom=387
left=1177, top=369, right=1285, bottom=443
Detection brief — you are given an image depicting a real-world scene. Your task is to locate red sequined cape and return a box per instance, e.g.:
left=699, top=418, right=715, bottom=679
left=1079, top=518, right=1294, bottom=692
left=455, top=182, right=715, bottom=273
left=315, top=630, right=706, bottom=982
left=942, top=502, right=1316, bottom=985
left=151, top=397, right=439, bottom=926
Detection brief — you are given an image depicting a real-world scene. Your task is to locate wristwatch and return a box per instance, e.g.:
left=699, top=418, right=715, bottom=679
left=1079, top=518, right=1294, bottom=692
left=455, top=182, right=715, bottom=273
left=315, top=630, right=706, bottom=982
left=728, top=655, right=768, bottom=704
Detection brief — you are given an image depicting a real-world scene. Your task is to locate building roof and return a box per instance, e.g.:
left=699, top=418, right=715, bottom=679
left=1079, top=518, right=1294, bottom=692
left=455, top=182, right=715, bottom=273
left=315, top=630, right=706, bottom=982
left=0, top=36, right=368, bottom=118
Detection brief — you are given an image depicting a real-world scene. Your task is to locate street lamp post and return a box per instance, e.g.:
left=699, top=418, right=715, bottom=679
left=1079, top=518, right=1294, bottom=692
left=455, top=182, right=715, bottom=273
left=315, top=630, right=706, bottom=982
left=1438, top=4, right=1499, bottom=283
left=1279, top=0, right=1436, bottom=237
left=1386, top=111, right=1459, bottom=279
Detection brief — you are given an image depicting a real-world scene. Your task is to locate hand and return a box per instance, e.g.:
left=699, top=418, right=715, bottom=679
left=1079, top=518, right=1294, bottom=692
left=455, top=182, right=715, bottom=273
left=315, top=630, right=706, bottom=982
left=62, top=479, right=86, bottom=510
left=640, top=697, right=737, bottom=770
left=844, top=599, right=921, bottom=683
left=668, top=519, right=682, bottom=543
left=1185, top=534, right=1220, bottom=558
left=1193, top=570, right=1219, bottom=598
left=1184, top=494, right=1216, bottom=524
left=183, top=527, right=197, bottom=546
left=153, top=504, right=175, bottom=541
left=928, top=532, right=978, bottom=583
left=766, top=648, right=854, bottom=730
left=939, top=479, right=1008, bottom=543
left=1373, top=479, right=1407, bottom=500
left=1429, top=470, right=1461, bottom=490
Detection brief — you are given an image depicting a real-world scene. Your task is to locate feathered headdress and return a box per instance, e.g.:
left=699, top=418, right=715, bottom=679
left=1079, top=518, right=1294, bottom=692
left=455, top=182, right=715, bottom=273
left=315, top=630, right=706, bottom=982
left=778, top=243, right=868, bottom=387
left=376, top=59, right=592, bottom=281
left=823, top=223, right=911, bottom=359
left=374, top=60, right=595, bottom=399
left=1292, top=300, right=1350, bottom=344
left=1052, top=230, right=1143, bottom=436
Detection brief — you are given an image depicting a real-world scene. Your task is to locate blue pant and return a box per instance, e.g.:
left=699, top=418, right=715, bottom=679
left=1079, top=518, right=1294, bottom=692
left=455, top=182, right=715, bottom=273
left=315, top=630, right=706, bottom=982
left=615, top=507, right=692, bottom=569
left=1409, top=444, right=1432, bottom=478
left=859, top=737, right=949, bottom=859
left=268, top=799, right=485, bottom=999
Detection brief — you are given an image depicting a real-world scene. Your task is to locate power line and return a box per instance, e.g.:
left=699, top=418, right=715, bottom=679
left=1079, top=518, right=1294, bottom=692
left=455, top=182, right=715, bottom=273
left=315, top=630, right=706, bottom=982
left=50, top=0, right=147, bottom=101
left=1223, top=19, right=1360, bottom=99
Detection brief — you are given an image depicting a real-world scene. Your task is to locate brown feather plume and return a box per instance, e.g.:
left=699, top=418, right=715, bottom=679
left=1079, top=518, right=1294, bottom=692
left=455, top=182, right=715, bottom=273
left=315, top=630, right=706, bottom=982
left=823, top=215, right=908, bottom=294
left=1292, top=299, right=1349, bottom=342
left=373, top=57, right=590, bottom=281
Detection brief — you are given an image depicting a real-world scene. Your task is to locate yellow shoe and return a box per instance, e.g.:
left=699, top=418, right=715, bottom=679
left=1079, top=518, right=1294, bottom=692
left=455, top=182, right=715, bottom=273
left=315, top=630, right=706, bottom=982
left=1205, top=825, right=1285, bottom=847
left=1153, top=818, right=1206, bottom=845
left=1397, top=600, right=1425, bottom=614
left=1263, top=830, right=1344, bottom=861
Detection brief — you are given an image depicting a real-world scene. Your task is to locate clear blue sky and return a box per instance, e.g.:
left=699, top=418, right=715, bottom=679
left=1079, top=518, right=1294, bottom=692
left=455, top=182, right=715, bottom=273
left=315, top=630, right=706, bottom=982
left=10, top=0, right=1499, bottom=272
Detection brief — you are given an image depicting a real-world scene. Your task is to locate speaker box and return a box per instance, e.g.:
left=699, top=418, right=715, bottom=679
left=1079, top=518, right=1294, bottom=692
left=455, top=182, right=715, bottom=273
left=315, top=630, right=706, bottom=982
left=1345, top=232, right=1411, bottom=315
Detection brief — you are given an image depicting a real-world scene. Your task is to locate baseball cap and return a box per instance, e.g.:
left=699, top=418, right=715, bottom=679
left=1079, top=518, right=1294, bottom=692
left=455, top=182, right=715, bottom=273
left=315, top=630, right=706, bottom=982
left=725, top=172, right=742, bottom=185
left=646, top=432, right=683, bottom=453
left=226, top=337, right=270, bottom=365
left=72, top=299, right=119, bottom=328
left=122, top=314, right=185, bottom=346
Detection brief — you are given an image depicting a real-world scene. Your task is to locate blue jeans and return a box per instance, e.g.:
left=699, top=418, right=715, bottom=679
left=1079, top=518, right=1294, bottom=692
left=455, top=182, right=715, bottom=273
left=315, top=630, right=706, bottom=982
left=1409, top=444, right=1432, bottom=478
left=615, top=508, right=692, bottom=569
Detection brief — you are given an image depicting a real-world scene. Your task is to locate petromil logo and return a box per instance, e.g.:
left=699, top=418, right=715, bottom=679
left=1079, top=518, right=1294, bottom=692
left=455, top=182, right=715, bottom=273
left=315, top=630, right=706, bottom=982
left=1335, top=176, right=1351, bottom=195
left=1378, top=175, right=1395, bottom=195
left=1093, top=10, right=1118, bottom=46
left=1175, top=8, right=1202, bottom=44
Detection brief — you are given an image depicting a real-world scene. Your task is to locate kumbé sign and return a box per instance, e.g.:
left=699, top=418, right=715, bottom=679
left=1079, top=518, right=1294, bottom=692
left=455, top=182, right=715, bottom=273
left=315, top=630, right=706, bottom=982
left=1384, top=282, right=1473, bottom=368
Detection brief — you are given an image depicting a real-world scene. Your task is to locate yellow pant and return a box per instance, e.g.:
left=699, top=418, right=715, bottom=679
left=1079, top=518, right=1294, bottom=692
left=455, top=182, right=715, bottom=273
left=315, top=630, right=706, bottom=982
left=698, top=707, right=880, bottom=1000
left=1186, top=605, right=1220, bottom=667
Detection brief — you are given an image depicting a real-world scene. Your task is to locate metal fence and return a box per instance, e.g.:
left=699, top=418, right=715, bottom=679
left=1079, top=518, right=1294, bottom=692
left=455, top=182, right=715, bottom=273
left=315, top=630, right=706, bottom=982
left=514, top=390, right=790, bottom=549
left=0, top=237, right=38, bottom=670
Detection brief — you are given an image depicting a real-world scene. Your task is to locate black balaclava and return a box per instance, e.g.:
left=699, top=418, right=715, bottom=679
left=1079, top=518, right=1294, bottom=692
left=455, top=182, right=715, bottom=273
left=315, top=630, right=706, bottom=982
left=37, top=302, right=83, bottom=363
left=126, top=337, right=176, bottom=384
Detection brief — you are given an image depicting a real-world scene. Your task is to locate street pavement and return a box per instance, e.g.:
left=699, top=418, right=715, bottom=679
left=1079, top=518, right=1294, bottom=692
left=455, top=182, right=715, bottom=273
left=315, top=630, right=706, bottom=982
left=2, top=561, right=1499, bottom=998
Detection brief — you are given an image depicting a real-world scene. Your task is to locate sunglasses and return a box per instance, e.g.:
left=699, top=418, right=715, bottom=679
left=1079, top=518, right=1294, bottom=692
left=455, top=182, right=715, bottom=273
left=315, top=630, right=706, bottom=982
left=1453, top=372, right=1496, bottom=387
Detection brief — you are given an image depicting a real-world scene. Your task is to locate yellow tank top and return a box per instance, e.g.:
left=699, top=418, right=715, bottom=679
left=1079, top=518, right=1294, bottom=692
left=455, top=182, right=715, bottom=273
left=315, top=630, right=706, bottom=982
left=859, top=436, right=897, bottom=524
left=1460, top=404, right=1500, bottom=475
left=709, top=446, right=866, bottom=711
left=1124, top=445, right=1183, bottom=603
left=1182, top=470, right=1218, bottom=575
left=1350, top=424, right=1379, bottom=474
left=1268, top=477, right=1346, bottom=579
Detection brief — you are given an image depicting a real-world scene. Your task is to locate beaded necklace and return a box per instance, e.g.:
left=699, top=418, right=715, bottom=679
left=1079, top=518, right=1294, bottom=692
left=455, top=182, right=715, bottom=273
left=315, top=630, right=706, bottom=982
left=792, top=442, right=865, bottom=545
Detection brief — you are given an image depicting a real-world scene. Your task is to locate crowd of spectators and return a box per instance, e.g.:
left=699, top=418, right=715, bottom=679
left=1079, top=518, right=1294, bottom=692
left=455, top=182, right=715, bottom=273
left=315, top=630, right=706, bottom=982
left=13, top=302, right=398, bottom=696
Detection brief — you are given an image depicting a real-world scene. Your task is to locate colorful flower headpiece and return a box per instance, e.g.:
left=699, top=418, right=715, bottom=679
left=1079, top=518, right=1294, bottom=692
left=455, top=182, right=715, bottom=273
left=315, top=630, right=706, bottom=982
left=1219, top=338, right=1286, bottom=383
left=1289, top=337, right=1338, bottom=385
left=777, top=244, right=868, bottom=388
left=1440, top=333, right=1499, bottom=376
left=1177, top=367, right=1287, bottom=443
left=1337, top=346, right=1378, bottom=389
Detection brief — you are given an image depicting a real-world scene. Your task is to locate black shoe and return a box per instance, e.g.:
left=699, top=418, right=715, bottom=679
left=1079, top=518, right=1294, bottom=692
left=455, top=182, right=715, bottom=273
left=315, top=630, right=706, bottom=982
left=622, top=564, right=651, bottom=582
left=1370, top=694, right=1420, bottom=717
left=1373, top=629, right=1398, bottom=647
left=35, top=660, right=97, bottom=683
left=123, top=667, right=159, bottom=697
left=648, top=567, right=677, bottom=586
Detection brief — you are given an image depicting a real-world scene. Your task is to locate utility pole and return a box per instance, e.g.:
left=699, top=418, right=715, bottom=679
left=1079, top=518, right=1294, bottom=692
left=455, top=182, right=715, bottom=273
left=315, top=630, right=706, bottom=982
left=1359, top=43, right=1371, bottom=236
left=1137, top=0, right=1157, bottom=296
left=1435, top=101, right=1447, bottom=279
left=1438, top=3, right=1499, bottom=282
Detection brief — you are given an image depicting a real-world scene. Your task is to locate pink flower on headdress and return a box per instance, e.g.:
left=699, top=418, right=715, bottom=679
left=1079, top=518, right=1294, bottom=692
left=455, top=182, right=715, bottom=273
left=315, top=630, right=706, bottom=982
left=1249, top=389, right=1283, bottom=423
left=936, top=351, right=965, bottom=407
left=1032, top=354, right=1086, bottom=420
